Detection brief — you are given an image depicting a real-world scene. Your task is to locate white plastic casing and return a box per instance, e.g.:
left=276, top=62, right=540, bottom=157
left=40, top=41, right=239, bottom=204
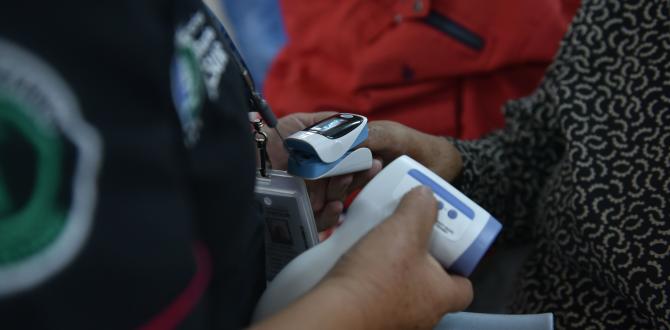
left=311, top=147, right=372, bottom=179
left=288, top=147, right=373, bottom=180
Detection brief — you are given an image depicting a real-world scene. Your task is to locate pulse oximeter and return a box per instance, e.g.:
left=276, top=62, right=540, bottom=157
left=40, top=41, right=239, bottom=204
left=285, top=113, right=372, bottom=180
left=252, top=155, right=503, bottom=322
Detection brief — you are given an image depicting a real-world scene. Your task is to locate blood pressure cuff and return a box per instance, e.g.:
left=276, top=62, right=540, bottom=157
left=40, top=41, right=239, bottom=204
left=0, top=1, right=264, bottom=329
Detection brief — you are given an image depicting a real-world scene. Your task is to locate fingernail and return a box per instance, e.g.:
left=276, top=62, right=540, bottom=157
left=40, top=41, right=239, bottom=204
left=416, top=185, right=432, bottom=195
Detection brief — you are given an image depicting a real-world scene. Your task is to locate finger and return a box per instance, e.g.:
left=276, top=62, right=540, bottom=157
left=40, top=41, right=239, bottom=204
left=294, top=111, right=338, bottom=127
left=440, top=275, right=474, bottom=313
left=307, top=180, right=326, bottom=212
left=348, top=159, right=383, bottom=194
left=389, top=186, right=438, bottom=244
left=359, top=121, right=393, bottom=151
left=326, top=175, right=353, bottom=202
left=277, top=112, right=338, bottom=139
left=316, top=201, right=344, bottom=231
left=362, top=121, right=414, bottom=167
left=423, top=256, right=473, bottom=313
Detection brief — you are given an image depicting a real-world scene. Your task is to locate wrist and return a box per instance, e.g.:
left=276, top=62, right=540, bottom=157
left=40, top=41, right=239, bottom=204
left=252, top=277, right=377, bottom=330
left=432, top=136, right=463, bottom=181
left=312, top=277, right=381, bottom=329
left=409, top=131, right=462, bottom=181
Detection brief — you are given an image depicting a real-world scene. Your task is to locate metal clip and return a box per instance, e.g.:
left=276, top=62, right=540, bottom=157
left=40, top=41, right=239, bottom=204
left=253, top=120, right=272, bottom=177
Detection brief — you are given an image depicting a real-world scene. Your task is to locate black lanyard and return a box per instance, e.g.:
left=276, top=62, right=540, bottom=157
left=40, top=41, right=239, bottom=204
left=204, top=7, right=279, bottom=128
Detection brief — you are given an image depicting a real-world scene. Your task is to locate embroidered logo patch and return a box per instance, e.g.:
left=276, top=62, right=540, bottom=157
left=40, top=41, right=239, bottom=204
left=0, top=38, right=102, bottom=297
left=171, top=11, right=230, bottom=147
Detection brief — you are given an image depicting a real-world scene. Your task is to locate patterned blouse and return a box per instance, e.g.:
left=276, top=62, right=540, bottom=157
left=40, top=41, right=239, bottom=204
left=452, top=1, right=670, bottom=329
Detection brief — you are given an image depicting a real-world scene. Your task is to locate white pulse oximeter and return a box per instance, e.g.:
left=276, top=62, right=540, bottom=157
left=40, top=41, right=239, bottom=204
left=253, top=155, right=503, bottom=322
left=285, top=113, right=372, bottom=180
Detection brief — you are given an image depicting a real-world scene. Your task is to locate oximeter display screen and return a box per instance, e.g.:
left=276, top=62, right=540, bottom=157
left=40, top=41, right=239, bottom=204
left=306, top=114, right=363, bottom=139
left=312, top=118, right=346, bottom=132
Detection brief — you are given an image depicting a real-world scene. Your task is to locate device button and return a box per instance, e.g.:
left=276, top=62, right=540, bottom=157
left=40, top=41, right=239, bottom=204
left=407, top=169, right=475, bottom=220
left=447, top=209, right=458, bottom=220
left=341, top=114, right=353, bottom=119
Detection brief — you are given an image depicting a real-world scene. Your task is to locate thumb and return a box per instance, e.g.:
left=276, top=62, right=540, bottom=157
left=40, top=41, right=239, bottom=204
left=294, top=111, right=338, bottom=127
left=388, top=186, right=438, bottom=246
left=359, top=120, right=397, bottom=153
left=439, top=274, right=474, bottom=313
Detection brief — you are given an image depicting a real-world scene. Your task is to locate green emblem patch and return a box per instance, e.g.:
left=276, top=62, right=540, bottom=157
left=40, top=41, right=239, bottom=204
left=0, top=95, right=66, bottom=265
left=0, top=38, right=102, bottom=297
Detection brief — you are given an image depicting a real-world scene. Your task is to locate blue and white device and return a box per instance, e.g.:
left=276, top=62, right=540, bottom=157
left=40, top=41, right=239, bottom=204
left=252, top=156, right=503, bottom=322
left=360, top=156, right=502, bottom=276
left=286, top=113, right=372, bottom=180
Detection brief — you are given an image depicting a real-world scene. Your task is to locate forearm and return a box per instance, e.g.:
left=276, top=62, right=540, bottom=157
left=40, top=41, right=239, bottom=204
left=250, top=278, right=373, bottom=330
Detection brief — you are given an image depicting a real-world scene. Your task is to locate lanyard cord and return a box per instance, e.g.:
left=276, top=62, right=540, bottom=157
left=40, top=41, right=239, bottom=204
left=203, top=7, right=286, bottom=176
left=204, top=7, right=281, bottom=133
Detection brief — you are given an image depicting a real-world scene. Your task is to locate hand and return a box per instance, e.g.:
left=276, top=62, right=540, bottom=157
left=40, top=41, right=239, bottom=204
left=252, top=186, right=472, bottom=329
left=266, top=112, right=382, bottom=231
left=324, top=186, right=473, bottom=328
left=363, top=121, right=463, bottom=181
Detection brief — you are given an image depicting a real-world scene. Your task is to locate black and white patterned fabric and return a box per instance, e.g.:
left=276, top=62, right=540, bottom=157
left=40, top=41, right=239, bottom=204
left=452, top=1, right=670, bottom=328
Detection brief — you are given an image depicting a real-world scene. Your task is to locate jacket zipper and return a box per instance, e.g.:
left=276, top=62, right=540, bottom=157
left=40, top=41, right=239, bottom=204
left=423, top=11, right=484, bottom=51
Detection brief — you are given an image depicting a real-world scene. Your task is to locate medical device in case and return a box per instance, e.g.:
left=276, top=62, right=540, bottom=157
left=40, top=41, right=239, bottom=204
left=254, top=170, right=320, bottom=281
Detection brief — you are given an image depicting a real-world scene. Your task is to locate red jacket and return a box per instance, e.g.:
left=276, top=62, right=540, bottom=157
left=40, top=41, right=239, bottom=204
left=265, top=0, right=579, bottom=139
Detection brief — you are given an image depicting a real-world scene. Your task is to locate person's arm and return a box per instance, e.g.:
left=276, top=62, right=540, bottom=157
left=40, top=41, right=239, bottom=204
left=251, top=187, right=473, bottom=329
left=365, top=83, right=564, bottom=240
left=250, top=279, right=374, bottom=329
